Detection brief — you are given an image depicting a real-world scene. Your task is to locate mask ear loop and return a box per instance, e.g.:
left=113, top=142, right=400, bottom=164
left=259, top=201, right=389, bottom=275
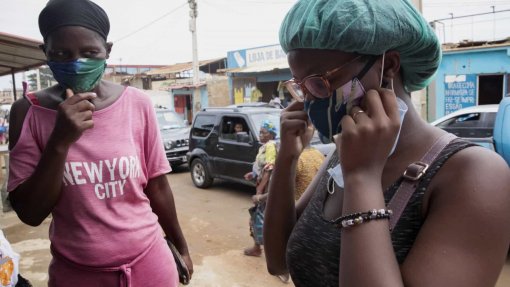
left=380, top=52, right=386, bottom=88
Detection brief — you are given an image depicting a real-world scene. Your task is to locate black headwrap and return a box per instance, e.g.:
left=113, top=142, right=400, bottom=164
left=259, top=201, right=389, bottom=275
left=38, top=0, right=110, bottom=41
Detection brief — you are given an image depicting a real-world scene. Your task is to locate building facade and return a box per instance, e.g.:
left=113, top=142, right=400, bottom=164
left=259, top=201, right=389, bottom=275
left=431, top=41, right=510, bottom=120
left=147, top=58, right=228, bottom=123
left=226, top=44, right=292, bottom=105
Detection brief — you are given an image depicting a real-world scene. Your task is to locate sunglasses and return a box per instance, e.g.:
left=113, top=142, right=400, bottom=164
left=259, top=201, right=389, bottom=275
left=284, top=55, right=382, bottom=101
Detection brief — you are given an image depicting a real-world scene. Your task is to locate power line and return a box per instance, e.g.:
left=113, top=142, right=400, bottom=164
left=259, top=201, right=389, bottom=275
left=447, top=16, right=510, bottom=27
left=425, top=0, right=510, bottom=5
left=114, top=3, right=187, bottom=43
left=431, top=9, right=510, bottom=22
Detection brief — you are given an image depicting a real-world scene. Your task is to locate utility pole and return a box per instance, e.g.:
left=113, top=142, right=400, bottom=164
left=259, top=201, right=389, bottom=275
left=491, top=6, right=496, bottom=41
left=189, top=0, right=200, bottom=115
left=449, top=13, right=454, bottom=43
left=36, top=68, right=41, bottom=91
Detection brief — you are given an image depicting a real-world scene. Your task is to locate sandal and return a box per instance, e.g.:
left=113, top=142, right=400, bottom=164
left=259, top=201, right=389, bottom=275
left=276, top=274, right=290, bottom=283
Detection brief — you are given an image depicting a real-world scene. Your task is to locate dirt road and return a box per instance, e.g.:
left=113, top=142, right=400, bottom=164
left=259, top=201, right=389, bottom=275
left=2, top=165, right=510, bottom=286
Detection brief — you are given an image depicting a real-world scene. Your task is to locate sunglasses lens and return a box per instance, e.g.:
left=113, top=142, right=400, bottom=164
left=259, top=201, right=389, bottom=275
left=285, top=81, right=305, bottom=102
left=305, top=77, right=329, bottom=98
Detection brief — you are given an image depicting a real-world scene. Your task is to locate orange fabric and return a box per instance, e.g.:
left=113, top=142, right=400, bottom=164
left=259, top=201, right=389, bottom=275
left=295, top=147, right=325, bottom=200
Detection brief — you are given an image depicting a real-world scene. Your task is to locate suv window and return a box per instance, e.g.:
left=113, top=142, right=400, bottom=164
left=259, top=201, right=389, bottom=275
left=219, top=116, right=251, bottom=142
left=192, top=115, right=216, bottom=137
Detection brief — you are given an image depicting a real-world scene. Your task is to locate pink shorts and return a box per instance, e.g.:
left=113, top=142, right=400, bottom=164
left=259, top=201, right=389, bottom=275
left=48, top=237, right=179, bottom=287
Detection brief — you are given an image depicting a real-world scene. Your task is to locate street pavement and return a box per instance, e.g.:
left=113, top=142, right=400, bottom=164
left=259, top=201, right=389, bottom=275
left=1, top=165, right=510, bottom=286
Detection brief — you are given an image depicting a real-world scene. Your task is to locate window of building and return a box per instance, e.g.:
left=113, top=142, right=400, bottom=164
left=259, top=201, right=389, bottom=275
left=479, top=75, right=504, bottom=105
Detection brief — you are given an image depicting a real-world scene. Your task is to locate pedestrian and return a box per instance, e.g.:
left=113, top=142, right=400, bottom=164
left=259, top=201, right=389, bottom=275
left=0, top=115, right=7, bottom=145
left=264, top=1, right=510, bottom=287
left=243, top=120, right=278, bottom=258
left=294, top=131, right=325, bottom=201
left=7, top=0, right=192, bottom=286
left=269, top=94, right=282, bottom=108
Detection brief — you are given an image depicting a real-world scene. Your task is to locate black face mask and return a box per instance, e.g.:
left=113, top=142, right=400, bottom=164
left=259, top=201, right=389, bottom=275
left=304, top=57, right=377, bottom=141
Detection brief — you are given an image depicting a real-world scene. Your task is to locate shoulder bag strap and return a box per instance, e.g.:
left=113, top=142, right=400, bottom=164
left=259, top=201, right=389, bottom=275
left=388, top=133, right=457, bottom=231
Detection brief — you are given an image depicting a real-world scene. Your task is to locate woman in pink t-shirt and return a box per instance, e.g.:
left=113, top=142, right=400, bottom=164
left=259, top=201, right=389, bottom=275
left=7, top=0, right=192, bottom=286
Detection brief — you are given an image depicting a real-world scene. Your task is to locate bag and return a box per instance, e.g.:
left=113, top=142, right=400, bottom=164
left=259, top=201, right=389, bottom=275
left=165, top=238, right=190, bottom=285
left=0, top=230, right=19, bottom=287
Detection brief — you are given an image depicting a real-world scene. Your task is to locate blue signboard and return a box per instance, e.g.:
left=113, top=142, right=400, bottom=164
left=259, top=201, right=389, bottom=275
left=444, top=74, right=477, bottom=115
left=227, top=50, right=247, bottom=69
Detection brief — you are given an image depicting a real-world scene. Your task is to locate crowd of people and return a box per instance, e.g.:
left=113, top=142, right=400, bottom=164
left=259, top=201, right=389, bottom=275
left=4, top=0, right=510, bottom=286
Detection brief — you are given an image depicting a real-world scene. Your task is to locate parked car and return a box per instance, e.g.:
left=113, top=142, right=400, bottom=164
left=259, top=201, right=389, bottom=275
left=156, top=108, right=190, bottom=169
left=187, top=104, right=337, bottom=188
left=431, top=105, right=498, bottom=144
left=431, top=99, right=509, bottom=165
left=187, top=105, right=281, bottom=188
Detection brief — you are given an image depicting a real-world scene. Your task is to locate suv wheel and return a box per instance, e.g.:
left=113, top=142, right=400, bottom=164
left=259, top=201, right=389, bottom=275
left=191, top=158, right=213, bottom=188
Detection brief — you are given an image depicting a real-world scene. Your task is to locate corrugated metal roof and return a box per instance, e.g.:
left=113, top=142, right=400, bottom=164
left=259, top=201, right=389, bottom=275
left=168, top=82, right=206, bottom=90
left=443, top=38, right=510, bottom=52
left=146, top=57, right=225, bottom=76
left=0, top=32, right=46, bottom=77
left=223, top=62, right=289, bottom=74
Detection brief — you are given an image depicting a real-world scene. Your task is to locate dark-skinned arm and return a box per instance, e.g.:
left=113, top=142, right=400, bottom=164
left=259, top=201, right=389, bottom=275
left=338, top=89, right=510, bottom=286
left=264, top=100, right=328, bottom=275
left=9, top=90, right=96, bottom=226
left=145, top=174, right=193, bottom=277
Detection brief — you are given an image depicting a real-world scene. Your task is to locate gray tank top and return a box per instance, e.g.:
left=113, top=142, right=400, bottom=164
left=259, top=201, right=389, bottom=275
left=286, top=139, right=475, bottom=287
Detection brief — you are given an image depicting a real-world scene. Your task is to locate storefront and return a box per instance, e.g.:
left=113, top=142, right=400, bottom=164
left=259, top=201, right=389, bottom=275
left=226, top=44, right=292, bottom=105
left=432, top=42, right=510, bottom=119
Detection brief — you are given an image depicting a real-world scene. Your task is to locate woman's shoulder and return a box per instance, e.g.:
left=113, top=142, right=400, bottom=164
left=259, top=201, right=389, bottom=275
left=427, top=144, right=510, bottom=213
left=121, top=86, right=155, bottom=108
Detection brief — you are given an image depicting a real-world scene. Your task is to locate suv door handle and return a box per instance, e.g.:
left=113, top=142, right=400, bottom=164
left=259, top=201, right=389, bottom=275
left=216, top=144, right=224, bottom=151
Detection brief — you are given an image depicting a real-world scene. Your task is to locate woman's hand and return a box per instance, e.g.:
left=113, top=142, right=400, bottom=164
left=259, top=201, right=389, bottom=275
left=182, top=253, right=194, bottom=280
left=337, top=88, right=401, bottom=178
left=244, top=172, right=254, bottom=181
left=51, top=89, right=96, bottom=149
left=279, top=101, right=315, bottom=160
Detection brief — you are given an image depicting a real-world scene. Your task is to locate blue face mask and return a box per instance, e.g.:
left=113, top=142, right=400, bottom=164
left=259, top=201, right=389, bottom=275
left=305, top=54, right=408, bottom=158
left=304, top=56, right=377, bottom=142
left=304, top=77, right=366, bottom=142
left=48, top=58, right=106, bottom=93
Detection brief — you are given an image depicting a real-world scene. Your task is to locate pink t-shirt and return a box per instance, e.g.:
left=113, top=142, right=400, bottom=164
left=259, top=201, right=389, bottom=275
left=8, top=87, right=172, bottom=267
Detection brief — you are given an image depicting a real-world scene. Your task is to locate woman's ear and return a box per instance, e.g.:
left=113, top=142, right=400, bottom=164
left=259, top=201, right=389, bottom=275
left=106, top=42, right=113, bottom=59
left=383, top=50, right=401, bottom=82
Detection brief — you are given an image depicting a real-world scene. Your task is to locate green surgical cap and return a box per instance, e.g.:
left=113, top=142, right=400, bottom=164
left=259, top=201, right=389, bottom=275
left=279, top=0, right=442, bottom=92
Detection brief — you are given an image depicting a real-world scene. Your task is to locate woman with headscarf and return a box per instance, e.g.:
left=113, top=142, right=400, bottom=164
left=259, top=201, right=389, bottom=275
left=244, top=120, right=278, bottom=258
left=7, top=0, right=192, bottom=286
left=264, top=1, right=510, bottom=286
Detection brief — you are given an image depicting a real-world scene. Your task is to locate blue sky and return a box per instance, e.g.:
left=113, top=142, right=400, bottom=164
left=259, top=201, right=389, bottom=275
left=1, top=0, right=509, bottom=89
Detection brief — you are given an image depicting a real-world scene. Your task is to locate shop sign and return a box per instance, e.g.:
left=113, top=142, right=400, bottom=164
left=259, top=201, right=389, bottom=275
left=444, top=74, right=477, bottom=114
left=228, top=45, right=286, bottom=69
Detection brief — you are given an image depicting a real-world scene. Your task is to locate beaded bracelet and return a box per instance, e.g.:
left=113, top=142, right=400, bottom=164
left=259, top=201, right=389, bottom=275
left=339, top=209, right=393, bottom=229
